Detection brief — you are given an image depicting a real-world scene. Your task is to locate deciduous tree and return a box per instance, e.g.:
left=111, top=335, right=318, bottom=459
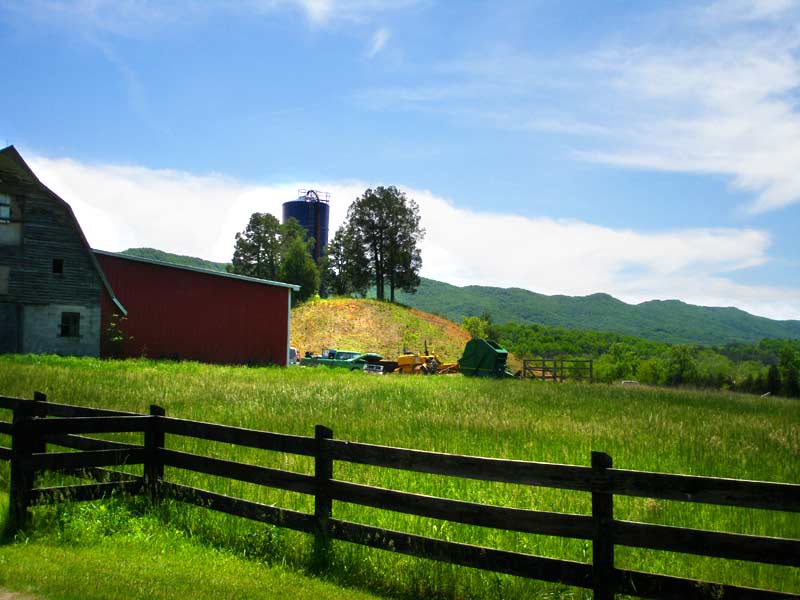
left=229, top=213, right=320, bottom=303
left=280, top=236, right=321, bottom=305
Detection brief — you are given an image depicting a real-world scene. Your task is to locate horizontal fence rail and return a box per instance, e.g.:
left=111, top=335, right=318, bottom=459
left=2, top=393, right=799, bottom=599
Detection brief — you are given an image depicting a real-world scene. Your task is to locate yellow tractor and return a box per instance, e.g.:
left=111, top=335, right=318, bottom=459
left=395, top=342, right=459, bottom=375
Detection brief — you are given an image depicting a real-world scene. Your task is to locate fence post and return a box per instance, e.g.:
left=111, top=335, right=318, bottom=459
left=144, top=404, right=166, bottom=501
left=32, top=392, right=48, bottom=455
left=313, top=424, right=334, bottom=567
left=9, top=401, right=38, bottom=531
left=589, top=360, right=594, bottom=384
left=591, top=451, right=615, bottom=600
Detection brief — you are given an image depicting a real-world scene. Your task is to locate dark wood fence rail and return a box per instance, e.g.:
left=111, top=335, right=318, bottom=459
left=1, top=393, right=799, bottom=600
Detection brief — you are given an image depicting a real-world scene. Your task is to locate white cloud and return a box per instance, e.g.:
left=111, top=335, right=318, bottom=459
left=295, top=0, right=420, bottom=24
left=579, top=31, right=800, bottom=214
left=366, top=27, right=390, bottom=58
left=294, top=0, right=333, bottom=24
left=25, top=153, right=800, bottom=320
left=705, top=0, right=797, bottom=22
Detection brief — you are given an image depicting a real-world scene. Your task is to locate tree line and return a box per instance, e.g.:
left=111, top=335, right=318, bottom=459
left=228, top=186, right=424, bottom=304
left=466, top=314, right=800, bottom=398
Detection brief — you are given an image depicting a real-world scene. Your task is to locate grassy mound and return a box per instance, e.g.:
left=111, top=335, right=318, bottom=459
left=291, top=298, right=471, bottom=362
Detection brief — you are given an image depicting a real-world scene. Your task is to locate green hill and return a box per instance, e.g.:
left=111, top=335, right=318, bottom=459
left=394, top=278, right=800, bottom=346
left=121, top=247, right=230, bottom=273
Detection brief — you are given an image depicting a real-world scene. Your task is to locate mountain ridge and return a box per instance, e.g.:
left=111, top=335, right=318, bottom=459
left=392, top=279, right=800, bottom=346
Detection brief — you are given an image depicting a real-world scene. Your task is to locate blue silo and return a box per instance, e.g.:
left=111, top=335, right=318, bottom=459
left=282, top=190, right=330, bottom=263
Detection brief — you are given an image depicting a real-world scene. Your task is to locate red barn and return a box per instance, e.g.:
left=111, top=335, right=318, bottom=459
left=94, top=250, right=298, bottom=366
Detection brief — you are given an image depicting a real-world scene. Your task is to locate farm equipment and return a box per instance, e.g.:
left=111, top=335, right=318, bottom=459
left=458, top=339, right=516, bottom=378
left=393, top=339, right=514, bottom=377
left=396, top=351, right=458, bottom=374
left=301, top=349, right=384, bottom=371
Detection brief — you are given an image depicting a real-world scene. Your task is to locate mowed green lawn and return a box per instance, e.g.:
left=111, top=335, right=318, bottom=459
left=0, top=354, right=798, bottom=599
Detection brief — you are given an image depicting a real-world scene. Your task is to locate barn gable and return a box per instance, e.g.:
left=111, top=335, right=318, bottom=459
left=0, top=145, right=124, bottom=356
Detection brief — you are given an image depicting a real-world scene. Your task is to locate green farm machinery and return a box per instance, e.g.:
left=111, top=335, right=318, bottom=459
left=458, top=338, right=516, bottom=378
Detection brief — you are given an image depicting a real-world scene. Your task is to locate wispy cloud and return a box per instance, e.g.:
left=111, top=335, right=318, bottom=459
left=366, top=27, right=390, bottom=58
left=356, top=1, right=800, bottom=215
left=704, top=0, right=797, bottom=22
left=293, top=0, right=420, bottom=24
left=26, top=152, right=800, bottom=320
left=579, top=26, right=800, bottom=215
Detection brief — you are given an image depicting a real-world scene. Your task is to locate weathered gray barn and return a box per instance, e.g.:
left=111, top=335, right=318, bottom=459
left=0, top=145, right=125, bottom=356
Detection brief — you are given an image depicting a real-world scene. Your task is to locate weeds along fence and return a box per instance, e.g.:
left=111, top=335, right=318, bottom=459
left=1, top=393, right=799, bottom=600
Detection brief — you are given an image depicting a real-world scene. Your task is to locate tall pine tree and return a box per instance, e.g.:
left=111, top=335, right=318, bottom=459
left=325, top=186, right=424, bottom=302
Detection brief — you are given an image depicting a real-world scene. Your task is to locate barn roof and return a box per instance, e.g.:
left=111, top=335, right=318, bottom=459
left=0, top=145, right=128, bottom=315
left=92, top=249, right=301, bottom=291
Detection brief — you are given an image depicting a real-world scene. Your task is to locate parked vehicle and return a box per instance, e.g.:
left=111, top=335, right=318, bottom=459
left=288, top=347, right=300, bottom=365
left=301, top=349, right=384, bottom=371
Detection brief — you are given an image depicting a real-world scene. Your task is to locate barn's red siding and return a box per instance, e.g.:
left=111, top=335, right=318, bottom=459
left=96, top=253, right=291, bottom=365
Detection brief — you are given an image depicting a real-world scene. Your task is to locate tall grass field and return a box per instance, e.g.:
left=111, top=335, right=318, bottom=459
left=0, top=354, right=798, bottom=599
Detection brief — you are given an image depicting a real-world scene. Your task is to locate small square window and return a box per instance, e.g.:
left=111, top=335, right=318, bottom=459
left=0, top=194, right=10, bottom=223
left=52, top=259, right=64, bottom=274
left=60, top=312, right=80, bottom=338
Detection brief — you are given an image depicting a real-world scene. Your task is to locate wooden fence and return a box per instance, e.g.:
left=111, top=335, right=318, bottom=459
left=1, top=393, right=798, bottom=600
left=522, top=358, right=594, bottom=382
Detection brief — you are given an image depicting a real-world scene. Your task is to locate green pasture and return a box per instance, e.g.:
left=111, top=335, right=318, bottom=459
left=0, top=354, right=798, bottom=599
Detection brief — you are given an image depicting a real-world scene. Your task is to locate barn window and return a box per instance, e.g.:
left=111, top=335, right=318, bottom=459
left=0, top=194, right=10, bottom=223
left=59, top=312, right=81, bottom=338
left=52, top=259, right=64, bottom=274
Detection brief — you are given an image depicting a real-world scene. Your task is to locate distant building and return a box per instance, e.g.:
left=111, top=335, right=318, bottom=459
left=0, top=145, right=298, bottom=365
left=0, top=146, right=124, bottom=356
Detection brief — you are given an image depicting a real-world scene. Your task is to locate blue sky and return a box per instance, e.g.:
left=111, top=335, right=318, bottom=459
left=2, top=0, right=799, bottom=320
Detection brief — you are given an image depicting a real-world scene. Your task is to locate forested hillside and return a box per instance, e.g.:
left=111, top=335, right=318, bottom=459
left=393, top=278, right=800, bottom=346
left=121, top=247, right=229, bottom=272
